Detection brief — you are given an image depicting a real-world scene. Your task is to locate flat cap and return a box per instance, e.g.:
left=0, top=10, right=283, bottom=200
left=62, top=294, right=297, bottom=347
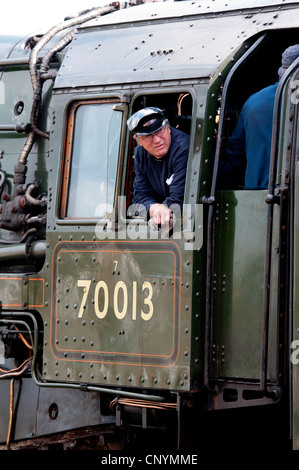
left=278, top=44, right=299, bottom=77
left=127, top=107, right=166, bottom=135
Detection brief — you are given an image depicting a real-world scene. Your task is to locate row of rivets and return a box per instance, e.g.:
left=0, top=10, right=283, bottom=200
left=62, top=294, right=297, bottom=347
left=42, top=365, right=188, bottom=386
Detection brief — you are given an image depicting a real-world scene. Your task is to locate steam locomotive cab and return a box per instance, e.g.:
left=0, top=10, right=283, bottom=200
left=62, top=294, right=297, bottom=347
left=0, top=0, right=299, bottom=451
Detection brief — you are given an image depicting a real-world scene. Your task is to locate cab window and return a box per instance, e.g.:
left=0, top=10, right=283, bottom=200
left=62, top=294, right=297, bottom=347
left=60, top=100, right=122, bottom=219
left=124, top=92, right=192, bottom=212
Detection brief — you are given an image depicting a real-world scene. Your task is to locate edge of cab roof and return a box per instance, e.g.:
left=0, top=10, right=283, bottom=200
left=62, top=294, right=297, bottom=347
left=53, top=0, right=299, bottom=89
left=0, top=30, right=76, bottom=63
left=81, top=0, right=299, bottom=26
left=0, top=36, right=24, bottom=60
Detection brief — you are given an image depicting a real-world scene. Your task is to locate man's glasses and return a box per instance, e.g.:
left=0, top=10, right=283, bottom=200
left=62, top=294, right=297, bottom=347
left=136, top=124, right=168, bottom=143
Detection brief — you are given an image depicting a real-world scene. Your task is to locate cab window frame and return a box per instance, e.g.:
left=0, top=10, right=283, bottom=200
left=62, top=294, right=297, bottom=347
left=59, top=97, right=125, bottom=221
left=122, top=90, right=193, bottom=224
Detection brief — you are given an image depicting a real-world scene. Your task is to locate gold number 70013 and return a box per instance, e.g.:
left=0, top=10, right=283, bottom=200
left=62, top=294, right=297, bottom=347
left=77, top=279, right=154, bottom=321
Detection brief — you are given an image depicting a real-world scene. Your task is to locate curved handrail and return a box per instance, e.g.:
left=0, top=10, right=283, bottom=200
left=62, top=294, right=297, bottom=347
left=261, top=55, right=299, bottom=394
left=202, top=34, right=267, bottom=391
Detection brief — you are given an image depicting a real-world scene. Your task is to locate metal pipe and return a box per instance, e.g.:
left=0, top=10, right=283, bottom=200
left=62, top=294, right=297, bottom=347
left=0, top=124, right=30, bottom=133
left=18, top=132, right=35, bottom=165
left=39, top=30, right=75, bottom=76
left=28, top=30, right=76, bottom=142
left=29, top=5, right=116, bottom=91
left=0, top=58, right=30, bottom=67
left=0, top=240, right=46, bottom=261
left=19, top=4, right=116, bottom=165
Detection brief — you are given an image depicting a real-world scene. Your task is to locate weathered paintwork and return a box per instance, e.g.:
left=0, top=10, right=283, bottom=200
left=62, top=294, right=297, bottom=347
left=55, top=1, right=299, bottom=88
left=0, top=0, right=299, bottom=451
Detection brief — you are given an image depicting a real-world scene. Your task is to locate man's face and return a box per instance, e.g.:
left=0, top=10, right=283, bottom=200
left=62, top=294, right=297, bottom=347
left=137, top=125, right=171, bottom=159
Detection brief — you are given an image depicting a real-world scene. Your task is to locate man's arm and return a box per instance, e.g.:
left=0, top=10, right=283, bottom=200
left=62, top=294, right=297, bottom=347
left=162, top=135, right=189, bottom=208
left=132, top=148, right=158, bottom=213
left=148, top=203, right=172, bottom=225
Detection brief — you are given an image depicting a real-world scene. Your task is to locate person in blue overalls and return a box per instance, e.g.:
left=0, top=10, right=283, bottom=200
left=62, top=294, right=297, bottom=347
left=220, top=44, right=299, bottom=190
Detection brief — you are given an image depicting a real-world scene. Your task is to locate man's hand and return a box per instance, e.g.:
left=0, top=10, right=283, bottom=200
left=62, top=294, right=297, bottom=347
left=149, top=203, right=172, bottom=225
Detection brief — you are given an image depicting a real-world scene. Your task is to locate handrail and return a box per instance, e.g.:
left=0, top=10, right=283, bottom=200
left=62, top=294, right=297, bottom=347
left=262, top=55, right=299, bottom=395
left=201, top=34, right=266, bottom=391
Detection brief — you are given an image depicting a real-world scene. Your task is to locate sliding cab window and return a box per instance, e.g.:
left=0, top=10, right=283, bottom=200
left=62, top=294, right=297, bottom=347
left=61, top=100, right=123, bottom=219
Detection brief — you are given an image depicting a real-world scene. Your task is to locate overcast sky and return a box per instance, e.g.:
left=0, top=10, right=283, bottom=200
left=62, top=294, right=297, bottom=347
left=0, top=0, right=109, bottom=36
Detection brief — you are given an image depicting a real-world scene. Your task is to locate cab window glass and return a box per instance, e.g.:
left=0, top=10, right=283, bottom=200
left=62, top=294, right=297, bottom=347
left=63, top=101, right=122, bottom=218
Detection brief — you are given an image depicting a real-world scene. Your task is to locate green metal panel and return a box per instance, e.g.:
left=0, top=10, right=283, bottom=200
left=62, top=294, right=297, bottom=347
left=37, top=229, right=198, bottom=390
left=0, top=65, right=51, bottom=195
left=33, top=77, right=206, bottom=392
left=212, top=190, right=280, bottom=380
left=1, top=0, right=299, bottom=448
left=55, top=1, right=299, bottom=89
left=45, top=239, right=186, bottom=385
